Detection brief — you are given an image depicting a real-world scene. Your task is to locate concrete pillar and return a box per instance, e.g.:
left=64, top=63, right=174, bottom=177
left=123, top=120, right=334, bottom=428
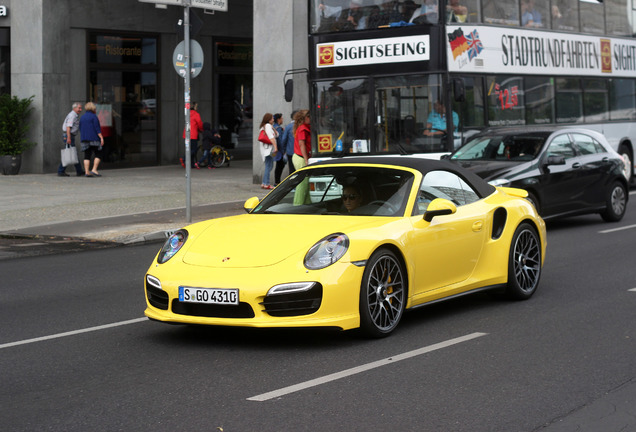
left=11, top=0, right=71, bottom=174
left=252, top=0, right=309, bottom=184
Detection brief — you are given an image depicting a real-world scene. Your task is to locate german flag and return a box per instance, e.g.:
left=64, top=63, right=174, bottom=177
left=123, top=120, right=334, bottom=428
left=448, top=28, right=469, bottom=60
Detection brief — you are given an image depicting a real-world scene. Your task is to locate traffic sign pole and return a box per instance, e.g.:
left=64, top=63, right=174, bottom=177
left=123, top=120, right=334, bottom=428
left=184, top=0, right=192, bottom=223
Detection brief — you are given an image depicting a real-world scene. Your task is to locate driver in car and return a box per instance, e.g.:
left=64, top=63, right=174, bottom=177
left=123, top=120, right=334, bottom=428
left=342, top=184, right=365, bottom=213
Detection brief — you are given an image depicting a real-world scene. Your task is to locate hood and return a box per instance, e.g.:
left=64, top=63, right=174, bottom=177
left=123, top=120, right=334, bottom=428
left=181, top=214, right=381, bottom=268
left=451, top=160, right=532, bottom=182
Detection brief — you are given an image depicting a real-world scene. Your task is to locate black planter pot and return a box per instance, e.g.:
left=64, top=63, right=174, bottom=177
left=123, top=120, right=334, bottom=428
left=1, top=154, right=21, bottom=175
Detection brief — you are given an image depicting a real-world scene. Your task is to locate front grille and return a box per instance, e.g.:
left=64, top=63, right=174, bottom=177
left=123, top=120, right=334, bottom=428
left=171, top=299, right=255, bottom=318
left=147, top=285, right=169, bottom=310
left=262, top=284, right=323, bottom=317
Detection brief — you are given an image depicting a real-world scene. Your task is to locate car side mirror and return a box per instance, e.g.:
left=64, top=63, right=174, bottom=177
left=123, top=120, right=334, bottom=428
left=423, top=198, right=457, bottom=222
left=244, top=196, right=260, bottom=213
left=545, top=155, right=566, bottom=166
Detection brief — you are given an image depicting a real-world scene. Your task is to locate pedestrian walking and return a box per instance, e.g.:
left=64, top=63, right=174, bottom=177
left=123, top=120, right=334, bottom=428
left=57, top=102, right=84, bottom=177
left=80, top=102, right=104, bottom=177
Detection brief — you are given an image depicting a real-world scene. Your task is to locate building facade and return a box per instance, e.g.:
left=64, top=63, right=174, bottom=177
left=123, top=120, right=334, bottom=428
left=5, top=0, right=310, bottom=182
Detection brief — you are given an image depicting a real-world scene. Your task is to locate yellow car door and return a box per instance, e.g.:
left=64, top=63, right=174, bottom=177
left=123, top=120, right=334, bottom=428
left=407, top=170, right=487, bottom=298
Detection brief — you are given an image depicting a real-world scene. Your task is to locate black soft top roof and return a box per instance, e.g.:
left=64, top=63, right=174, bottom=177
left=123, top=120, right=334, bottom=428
left=311, top=156, right=496, bottom=198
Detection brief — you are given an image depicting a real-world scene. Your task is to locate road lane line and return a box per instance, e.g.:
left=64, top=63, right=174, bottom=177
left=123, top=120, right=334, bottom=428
left=247, top=332, right=488, bottom=402
left=599, top=224, right=636, bottom=234
left=0, top=317, right=147, bottom=350
left=629, top=288, right=636, bottom=292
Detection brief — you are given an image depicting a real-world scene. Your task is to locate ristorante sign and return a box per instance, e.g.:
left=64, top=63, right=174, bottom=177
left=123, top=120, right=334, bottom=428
left=447, top=24, right=636, bottom=78
left=316, top=35, right=430, bottom=68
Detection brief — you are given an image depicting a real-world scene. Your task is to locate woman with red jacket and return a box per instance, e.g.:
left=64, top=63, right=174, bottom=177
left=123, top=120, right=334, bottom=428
left=181, top=102, right=204, bottom=168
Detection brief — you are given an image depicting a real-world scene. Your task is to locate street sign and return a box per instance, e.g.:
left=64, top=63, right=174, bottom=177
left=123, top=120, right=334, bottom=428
left=191, top=0, right=228, bottom=11
left=172, top=40, right=204, bottom=78
left=138, top=0, right=183, bottom=5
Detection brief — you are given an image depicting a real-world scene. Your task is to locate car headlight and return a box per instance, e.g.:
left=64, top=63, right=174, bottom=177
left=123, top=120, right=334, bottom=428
left=488, top=178, right=511, bottom=187
left=157, top=229, right=188, bottom=264
left=304, top=233, right=349, bottom=270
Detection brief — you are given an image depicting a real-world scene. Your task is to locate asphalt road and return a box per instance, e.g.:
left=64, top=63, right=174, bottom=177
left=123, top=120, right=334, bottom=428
left=1, top=198, right=636, bottom=432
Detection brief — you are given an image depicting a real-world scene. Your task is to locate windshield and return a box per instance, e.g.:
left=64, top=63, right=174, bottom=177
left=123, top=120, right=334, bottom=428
left=451, top=133, right=549, bottom=161
left=252, top=166, right=415, bottom=217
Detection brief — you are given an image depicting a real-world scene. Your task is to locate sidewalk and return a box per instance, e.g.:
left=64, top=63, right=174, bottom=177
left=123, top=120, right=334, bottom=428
left=0, top=159, right=268, bottom=257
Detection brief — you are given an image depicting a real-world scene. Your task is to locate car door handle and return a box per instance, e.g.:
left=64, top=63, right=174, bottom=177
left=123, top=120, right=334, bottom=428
left=472, top=221, right=483, bottom=232
left=572, top=162, right=581, bottom=169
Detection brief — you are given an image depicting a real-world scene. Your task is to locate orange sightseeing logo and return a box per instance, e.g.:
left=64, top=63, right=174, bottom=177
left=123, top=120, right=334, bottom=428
left=318, top=45, right=335, bottom=66
left=600, top=39, right=612, bottom=73
left=318, top=134, right=333, bottom=152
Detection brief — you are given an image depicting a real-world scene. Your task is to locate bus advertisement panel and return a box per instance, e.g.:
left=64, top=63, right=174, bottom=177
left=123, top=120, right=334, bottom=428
left=446, top=24, right=636, bottom=78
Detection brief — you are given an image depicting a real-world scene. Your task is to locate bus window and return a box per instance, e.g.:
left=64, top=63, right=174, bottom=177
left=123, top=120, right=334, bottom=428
left=609, top=79, right=636, bottom=121
left=451, top=76, right=485, bottom=130
left=310, top=0, right=445, bottom=34
left=556, top=78, right=583, bottom=123
left=551, top=0, right=578, bottom=31
left=525, top=76, right=555, bottom=125
left=483, top=0, right=519, bottom=26
left=314, top=78, right=370, bottom=155
left=374, top=74, right=448, bottom=153
left=606, top=0, right=631, bottom=36
left=580, top=0, right=604, bottom=34
left=583, top=79, right=609, bottom=122
left=486, top=75, right=525, bottom=127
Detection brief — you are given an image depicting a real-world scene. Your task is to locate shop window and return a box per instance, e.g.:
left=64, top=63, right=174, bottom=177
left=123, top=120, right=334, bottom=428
left=609, top=79, right=636, bottom=121
left=583, top=79, right=609, bottom=122
left=555, top=78, right=583, bottom=123
left=89, top=34, right=157, bottom=65
left=89, top=70, right=157, bottom=165
left=486, top=75, right=525, bottom=127
left=525, top=76, right=554, bottom=124
left=0, top=28, right=9, bottom=95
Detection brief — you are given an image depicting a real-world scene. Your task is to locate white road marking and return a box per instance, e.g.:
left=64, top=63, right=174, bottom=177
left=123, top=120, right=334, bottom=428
left=247, top=332, right=488, bottom=402
left=599, top=224, right=636, bottom=234
left=0, top=317, right=147, bottom=350
left=629, top=288, right=636, bottom=292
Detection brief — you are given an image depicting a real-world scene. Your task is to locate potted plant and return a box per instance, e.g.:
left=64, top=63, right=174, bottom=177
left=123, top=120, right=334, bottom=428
left=0, top=94, right=36, bottom=175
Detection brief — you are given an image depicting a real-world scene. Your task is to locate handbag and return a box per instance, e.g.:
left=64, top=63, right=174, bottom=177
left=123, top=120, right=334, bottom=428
left=61, top=144, right=79, bottom=167
left=258, top=129, right=271, bottom=145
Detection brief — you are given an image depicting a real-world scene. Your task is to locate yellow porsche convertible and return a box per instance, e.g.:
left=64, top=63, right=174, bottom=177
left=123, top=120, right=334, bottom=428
left=144, top=157, right=546, bottom=337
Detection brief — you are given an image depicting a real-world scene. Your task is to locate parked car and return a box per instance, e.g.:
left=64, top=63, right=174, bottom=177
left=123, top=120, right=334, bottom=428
left=144, top=156, right=546, bottom=338
left=448, top=127, right=629, bottom=222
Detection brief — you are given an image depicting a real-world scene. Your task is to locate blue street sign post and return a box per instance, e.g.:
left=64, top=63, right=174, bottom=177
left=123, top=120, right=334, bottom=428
left=139, top=0, right=226, bottom=223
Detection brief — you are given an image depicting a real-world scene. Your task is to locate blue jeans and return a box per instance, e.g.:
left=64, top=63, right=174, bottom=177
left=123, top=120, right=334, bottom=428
left=262, top=155, right=273, bottom=186
left=58, top=133, right=83, bottom=174
left=198, top=149, right=211, bottom=166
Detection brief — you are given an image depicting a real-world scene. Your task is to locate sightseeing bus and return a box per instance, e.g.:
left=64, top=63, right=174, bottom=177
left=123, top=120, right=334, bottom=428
left=306, top=0, right=636, bottom=182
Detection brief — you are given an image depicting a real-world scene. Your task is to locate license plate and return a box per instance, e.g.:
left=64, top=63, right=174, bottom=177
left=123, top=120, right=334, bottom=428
left=178, top=287, right=239, bottom=305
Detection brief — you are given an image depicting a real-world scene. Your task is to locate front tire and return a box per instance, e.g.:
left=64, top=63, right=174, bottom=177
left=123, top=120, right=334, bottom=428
left=506, top=223, right=541, bottom=300
left=359, top=249, right=406, bottom=338
left=601, top=181, right=627, bottom=222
